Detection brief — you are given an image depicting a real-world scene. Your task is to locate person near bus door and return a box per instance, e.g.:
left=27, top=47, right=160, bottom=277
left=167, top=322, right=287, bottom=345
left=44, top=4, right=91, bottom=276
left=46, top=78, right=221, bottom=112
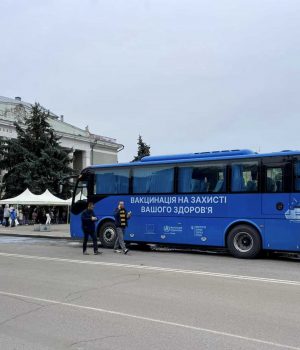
left=81, top=202, right=100, bottom=255
left=114, top=201, right=131, bottom=254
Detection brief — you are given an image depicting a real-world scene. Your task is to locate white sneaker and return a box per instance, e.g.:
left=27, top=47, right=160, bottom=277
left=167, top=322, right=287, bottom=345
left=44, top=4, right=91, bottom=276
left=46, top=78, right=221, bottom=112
left=114, top=249, right=122, bottom=253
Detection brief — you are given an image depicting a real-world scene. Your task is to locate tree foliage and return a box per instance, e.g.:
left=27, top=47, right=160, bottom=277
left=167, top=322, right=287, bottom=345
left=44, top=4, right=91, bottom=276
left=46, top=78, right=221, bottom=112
left=132, top=135, right=151, bottom=162
left=0, top=103, right=74, bottom=198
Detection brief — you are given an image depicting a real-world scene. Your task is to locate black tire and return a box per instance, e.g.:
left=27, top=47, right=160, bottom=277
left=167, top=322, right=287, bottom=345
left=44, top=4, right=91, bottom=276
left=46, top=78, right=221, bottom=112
left=227, top=224, right=261, bottom=259
left=99, top=222, right=117, bottom=248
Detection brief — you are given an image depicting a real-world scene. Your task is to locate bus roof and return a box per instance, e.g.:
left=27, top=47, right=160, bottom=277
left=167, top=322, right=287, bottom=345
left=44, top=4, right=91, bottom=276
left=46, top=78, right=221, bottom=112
left=86, top=149, right=300, bottom=171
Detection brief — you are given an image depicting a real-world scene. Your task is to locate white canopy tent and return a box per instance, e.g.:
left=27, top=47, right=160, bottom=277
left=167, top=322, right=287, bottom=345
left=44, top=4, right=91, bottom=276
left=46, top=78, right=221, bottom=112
left=0, top=188, right=71, bottom=226
left=38, top=189, right=69, bottom=206
left=0, top=188, right=69, bottom=206
left=0, top=188, right=42, bottom=205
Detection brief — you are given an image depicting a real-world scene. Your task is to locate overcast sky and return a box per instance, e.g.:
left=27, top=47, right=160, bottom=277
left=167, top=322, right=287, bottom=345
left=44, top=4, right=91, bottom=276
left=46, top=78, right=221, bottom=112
left=1, top=0, right=300, bottom=162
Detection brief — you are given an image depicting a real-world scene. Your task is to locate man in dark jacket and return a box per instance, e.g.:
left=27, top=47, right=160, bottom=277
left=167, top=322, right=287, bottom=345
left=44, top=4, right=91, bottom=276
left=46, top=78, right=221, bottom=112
left=114, top=201, right=131, bottom=254
left=81, top=202, right=100, bottom=255
left=0, top=205, right=3, bottom=225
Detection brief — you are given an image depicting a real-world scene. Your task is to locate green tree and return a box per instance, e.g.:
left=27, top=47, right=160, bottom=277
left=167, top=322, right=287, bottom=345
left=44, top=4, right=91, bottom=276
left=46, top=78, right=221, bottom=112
left=132, top=135, right=151, bottom=162
left=0, top=103, right=74, bottom=198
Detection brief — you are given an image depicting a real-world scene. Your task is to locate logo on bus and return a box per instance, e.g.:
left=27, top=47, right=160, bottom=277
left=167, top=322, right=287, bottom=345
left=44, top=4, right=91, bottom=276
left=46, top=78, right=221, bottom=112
left=285, top=198, right=300, bottom=223
left=163, top=225, right=183, bottom=233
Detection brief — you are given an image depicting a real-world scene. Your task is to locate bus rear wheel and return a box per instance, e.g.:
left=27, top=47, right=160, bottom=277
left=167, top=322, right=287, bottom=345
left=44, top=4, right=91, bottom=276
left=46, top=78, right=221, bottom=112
left=99, top=222, right=117, bottom=248
left=227, top=225, right=261, bottom=259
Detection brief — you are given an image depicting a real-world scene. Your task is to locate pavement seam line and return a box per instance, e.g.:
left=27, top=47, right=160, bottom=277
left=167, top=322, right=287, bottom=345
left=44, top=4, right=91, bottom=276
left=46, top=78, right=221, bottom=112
left=0, top=252, right=300, bottom=287
left=0, top=290, right=299, bottom=350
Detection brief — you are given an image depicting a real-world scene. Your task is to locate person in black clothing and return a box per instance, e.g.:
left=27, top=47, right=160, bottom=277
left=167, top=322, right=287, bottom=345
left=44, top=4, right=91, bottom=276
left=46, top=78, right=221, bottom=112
left=81, top=202, right=100, bottom=255
left=23, top=206, right=30, bottom=225
left=0, top=205, right=3, bottom=225
left=114, top=201, right=131, bottom=254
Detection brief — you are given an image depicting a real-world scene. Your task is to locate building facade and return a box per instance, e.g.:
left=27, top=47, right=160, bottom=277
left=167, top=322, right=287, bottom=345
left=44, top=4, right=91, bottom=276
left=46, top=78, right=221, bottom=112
left=0, top=96, right=123, bottom=175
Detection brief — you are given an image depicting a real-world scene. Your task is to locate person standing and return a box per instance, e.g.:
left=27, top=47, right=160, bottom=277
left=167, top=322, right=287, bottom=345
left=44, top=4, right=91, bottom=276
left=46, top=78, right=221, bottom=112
left=4, top=204, right=10, bottom=227
left=10, top=207, right=16, bottom=227
left=23, top=206, right=30, bottom=225
left=114, top=201, right=131, bottom=254
left=81, top=202, right=100, bottom=255
left=31, top=209, right=37, bottom=224
left=45, top=212, right=51, bottom=225
left=18, top=209, right=24, bottom=225
left=0, top=205, right=3, bottom=225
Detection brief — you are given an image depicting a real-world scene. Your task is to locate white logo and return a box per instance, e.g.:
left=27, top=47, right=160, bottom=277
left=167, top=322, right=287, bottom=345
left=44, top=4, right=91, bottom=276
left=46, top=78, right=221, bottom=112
left=285, top=208, right=300, bottom=223
left=161, top=235, right=166, bottom=239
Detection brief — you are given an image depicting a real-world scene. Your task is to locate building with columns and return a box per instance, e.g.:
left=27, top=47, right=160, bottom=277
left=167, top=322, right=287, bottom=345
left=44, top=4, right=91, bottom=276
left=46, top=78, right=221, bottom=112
left=0, top=96, right=124, bottom=175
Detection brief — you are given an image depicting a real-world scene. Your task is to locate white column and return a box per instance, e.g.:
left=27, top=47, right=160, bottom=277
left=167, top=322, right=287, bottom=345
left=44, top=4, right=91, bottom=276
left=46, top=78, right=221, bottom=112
left=82, top=150, right=91, bottom=167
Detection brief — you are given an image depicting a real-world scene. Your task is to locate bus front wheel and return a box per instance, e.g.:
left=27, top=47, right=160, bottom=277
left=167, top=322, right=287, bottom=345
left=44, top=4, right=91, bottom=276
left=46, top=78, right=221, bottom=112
left=227, top=225, right=261, bottom=259
left=99, top=222, right=117, bottom=248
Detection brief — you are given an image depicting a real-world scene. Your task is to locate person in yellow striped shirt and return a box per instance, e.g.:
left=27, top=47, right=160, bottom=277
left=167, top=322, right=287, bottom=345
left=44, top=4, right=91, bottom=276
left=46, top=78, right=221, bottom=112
left=113, top=201, right=131, bottom=254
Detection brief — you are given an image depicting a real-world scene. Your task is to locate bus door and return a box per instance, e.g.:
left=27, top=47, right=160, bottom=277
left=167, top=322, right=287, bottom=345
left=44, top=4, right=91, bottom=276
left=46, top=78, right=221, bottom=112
left=262, top=158, right=295, bottom=250
left=290, top=157, right=300, bottom=218
left=70, top=173, right=90, bottom=238
left=262, top=159, right=291, bottom=216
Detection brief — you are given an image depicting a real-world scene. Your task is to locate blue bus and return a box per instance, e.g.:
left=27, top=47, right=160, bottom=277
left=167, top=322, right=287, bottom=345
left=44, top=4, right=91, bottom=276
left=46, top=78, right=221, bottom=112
left=70, top=149, right=300, bottom=258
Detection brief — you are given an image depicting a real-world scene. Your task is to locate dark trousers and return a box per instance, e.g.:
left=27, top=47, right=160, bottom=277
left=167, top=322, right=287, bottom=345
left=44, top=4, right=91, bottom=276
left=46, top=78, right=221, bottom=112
left=4, top=217, right=10, bottom=227
left=83, top=230, right=98, bottom=253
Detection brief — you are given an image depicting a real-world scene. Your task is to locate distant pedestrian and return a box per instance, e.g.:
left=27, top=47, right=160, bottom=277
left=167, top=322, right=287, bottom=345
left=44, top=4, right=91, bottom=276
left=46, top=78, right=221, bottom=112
left=81, top=202, right=100, bottom=255
left=10, top=207, right=16, bottom=227
left=45, top=212, right=51, bottom=225
left=0, top=205, right=3, bottom=225
left=4, top=204, right=10, bottom=227
left=18, top=209, right=24, bottom=225
left=113, top=201, right=131, bottom=254
left=23, top=206, right=30, bottom=225
left=62, top=210, right=67, bottom=223
left=32, top=209, right=37, bottom=224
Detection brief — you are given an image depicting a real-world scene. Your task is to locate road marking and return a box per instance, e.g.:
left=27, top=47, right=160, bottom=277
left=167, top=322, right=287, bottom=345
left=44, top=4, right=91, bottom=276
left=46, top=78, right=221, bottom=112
left=0, top=290, right=299, bottom=350
left=0, top=252, right=300, bottom=287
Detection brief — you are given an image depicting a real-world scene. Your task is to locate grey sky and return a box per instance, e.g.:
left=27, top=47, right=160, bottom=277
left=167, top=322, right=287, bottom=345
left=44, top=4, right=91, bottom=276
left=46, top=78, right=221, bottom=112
left=1, top=0, right=300, bottom=162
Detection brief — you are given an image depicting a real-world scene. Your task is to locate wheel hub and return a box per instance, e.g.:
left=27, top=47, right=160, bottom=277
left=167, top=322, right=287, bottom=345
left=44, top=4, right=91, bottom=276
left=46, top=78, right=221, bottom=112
left=104, top=228, right=115, bottom=243
left=233, top=231, right=253, bottom=253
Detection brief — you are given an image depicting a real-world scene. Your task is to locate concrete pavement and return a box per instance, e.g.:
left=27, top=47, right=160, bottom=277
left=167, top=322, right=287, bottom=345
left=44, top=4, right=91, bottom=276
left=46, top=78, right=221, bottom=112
left=0, top=237, right=300, bottom=349
left=0, top=223, right=70, bottom=239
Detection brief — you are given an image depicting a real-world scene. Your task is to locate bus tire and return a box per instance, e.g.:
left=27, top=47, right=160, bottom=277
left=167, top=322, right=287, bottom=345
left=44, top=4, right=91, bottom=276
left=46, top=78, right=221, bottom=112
left=227, top=225, right=261, bottom=259
left=99, top=222, right=117, bottom=249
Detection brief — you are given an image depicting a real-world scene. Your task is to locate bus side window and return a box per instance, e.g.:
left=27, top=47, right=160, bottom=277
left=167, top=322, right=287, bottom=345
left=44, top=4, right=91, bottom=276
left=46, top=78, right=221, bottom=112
left=94, top=169, right=130, bottom=194
left=294, top=161, right=300, bottom=191
left=213, top=177, right=224, bottom=193
left=178, top=165, right=226, bottom=193
left=133, top=166, right=174, bottom=194
left=266, top=168, right=283, bottom=193
left=231, top=162, right=258, bottom=193
left=178, top=167, right=194, bottom=192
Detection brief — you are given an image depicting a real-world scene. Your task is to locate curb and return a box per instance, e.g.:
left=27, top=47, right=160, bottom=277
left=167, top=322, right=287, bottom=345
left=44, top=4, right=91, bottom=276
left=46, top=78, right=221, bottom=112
left=0, top=233, right=71, bottom=240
